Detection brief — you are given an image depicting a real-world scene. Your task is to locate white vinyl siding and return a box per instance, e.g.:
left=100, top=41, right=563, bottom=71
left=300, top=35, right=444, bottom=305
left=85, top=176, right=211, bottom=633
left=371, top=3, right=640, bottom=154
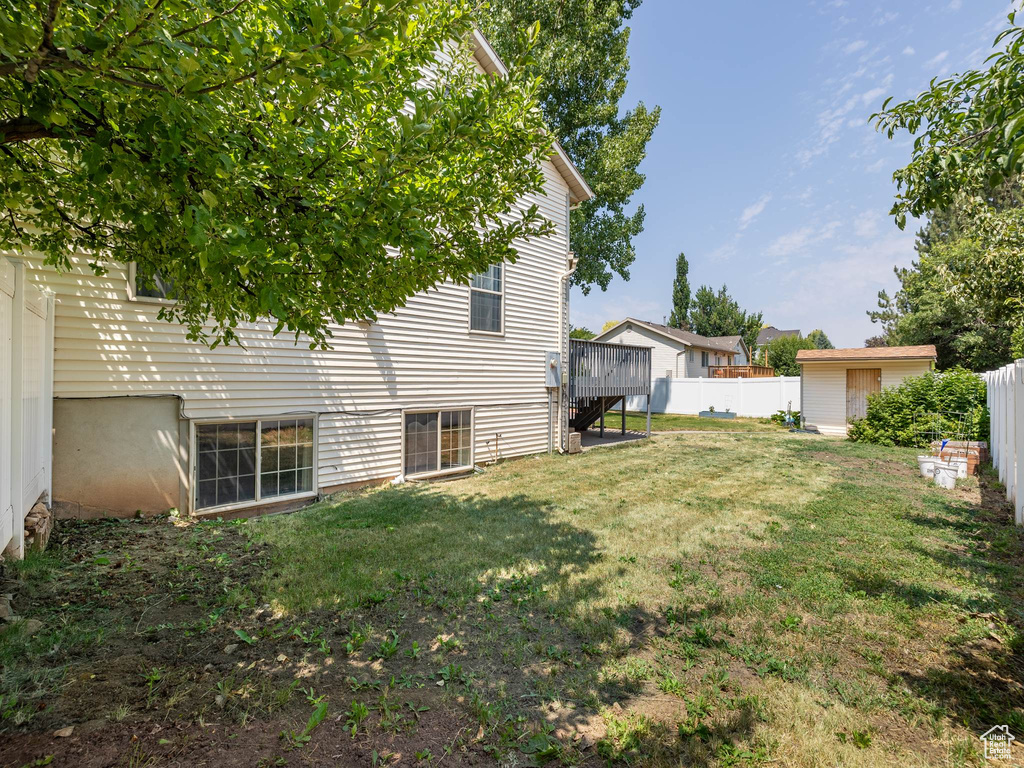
left=800, top=360, right=934, bottom=436
left=16, top=157, right=572, bottom=511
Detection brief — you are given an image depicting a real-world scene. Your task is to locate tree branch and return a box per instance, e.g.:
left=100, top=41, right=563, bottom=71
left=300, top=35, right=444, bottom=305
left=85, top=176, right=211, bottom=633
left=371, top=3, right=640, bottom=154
left=0, top=116, right=58, bottom=143
left=40, top=0, right=63, bottom=51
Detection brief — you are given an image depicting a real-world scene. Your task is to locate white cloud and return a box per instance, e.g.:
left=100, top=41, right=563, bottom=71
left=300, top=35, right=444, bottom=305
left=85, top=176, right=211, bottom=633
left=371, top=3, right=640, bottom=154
left=949, top=0, right=963, bottom=10
left=924, top=50, right=949, bottom=68
left=844, top=39, right=869, bottom=54
left=764, top=222, right=840, bottom=259
left=739, top=194, right=772, bottom=230
left=853, top=210, right=881, bottom=239
left=902, top=46, right=916, bottom=56
left=864, top=157, right=887, bottom=173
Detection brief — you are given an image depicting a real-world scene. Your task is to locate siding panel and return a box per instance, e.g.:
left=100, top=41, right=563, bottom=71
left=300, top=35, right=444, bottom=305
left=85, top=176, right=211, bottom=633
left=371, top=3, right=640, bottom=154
left=11, top=160, right=572, bottom=513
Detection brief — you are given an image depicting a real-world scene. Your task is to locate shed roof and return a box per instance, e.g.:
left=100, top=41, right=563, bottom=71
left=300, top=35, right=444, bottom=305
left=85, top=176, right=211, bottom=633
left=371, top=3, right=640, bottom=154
left=796, top=345, right=937, bottom=363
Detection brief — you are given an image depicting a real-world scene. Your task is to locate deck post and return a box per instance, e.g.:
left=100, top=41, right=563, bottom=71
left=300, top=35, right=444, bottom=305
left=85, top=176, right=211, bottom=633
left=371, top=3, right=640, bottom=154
left=646, top=395, right=651, bottom=438
left=621, top=395, right=626, bottom=435
left=599, top=397, right=605, bottom=438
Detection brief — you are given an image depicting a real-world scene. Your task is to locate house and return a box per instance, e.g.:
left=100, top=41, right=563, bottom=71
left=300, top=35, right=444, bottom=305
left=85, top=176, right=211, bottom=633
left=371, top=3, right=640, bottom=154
left=2, top=33, right=603, bottom=524
left=755, top=326, right=801, bottom=360
left=710, top=335, right=751, bottom=366
left=593, top=318, right=739, bottom=382
left=797, top=345, right=937, bottom=435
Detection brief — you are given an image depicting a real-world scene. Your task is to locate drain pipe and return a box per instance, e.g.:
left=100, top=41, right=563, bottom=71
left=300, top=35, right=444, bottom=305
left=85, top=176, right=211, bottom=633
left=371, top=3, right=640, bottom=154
left=557, top=254, right=579, bottom=453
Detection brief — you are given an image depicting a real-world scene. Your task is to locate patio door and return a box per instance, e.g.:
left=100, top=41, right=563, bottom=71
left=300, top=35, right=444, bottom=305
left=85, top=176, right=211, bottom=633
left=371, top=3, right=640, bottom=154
left=846, top=369, right=881, bottom=422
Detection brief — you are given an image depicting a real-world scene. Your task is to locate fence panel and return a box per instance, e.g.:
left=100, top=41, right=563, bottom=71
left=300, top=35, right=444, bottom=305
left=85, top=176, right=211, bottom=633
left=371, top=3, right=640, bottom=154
left=1, top=256, right=54, bottom=558
left=982, top=361, right=1024, bottom=526
left=627, top=376, right=801, bottom=418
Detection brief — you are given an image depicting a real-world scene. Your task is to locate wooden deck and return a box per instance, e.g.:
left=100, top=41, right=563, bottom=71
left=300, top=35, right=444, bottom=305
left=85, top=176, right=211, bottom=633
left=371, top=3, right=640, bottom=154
left=707, top=364, right=775, bottom=378
left=568, top=339, right=652, bottom=436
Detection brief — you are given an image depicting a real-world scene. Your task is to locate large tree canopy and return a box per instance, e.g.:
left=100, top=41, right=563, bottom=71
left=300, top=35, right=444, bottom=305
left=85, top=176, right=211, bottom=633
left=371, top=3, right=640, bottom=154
left=688, top=284, right=763, bottom=353
left=873, top=10, right=1024, bottom=358
left=480, top=0, right=659, bottom=292
left=0, top=0, right=554, bottom=347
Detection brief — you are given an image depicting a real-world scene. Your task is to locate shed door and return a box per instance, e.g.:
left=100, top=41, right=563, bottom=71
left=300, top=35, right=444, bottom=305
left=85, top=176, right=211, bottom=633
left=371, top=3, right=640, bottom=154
left=846, top=369, right=881, bottom=422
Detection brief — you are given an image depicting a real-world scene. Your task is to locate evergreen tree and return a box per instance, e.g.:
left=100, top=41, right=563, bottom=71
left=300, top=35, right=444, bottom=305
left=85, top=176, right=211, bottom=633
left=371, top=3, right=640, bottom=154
left=668, top=252, right=690, bottom=329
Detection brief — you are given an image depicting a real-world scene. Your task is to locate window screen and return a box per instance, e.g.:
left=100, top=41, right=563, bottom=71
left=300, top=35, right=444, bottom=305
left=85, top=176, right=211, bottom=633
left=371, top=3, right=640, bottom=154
left=260, top=418, right=315, bottom=499
left=135, top=267, right=176, bottom=299
left=196, top=423, right=257, bottom=509
left=470, top=264, right=502, bottom=332
left=405, top=409, right=472, bottom=476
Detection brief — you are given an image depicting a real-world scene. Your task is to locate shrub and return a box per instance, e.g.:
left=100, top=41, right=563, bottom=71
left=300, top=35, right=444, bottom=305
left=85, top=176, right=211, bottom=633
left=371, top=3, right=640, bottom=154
left=769, top=409, right=800, bottom=426
left=847, top=367, right=988, bottom=447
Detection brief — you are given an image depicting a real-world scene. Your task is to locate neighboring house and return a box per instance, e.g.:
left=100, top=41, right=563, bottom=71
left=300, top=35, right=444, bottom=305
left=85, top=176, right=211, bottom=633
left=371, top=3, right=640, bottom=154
left=710, top=335, right=751, bottom=366
left=755, top=326, right=801, bottom=360
left=797, top=345, right=937, bottom=435
left=594, top=318, right=738, bottom=382
left=8, top=32, right=595, bottom=520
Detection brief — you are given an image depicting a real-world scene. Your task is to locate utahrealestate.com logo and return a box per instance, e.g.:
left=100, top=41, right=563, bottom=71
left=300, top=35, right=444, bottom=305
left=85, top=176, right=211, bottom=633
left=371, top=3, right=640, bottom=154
left=980, top=725, right=1015, bottom=761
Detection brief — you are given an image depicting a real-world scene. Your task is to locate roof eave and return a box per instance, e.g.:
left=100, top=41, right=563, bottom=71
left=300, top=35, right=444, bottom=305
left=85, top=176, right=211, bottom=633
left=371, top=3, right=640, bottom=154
left=470, top=30, right=595, bottom=205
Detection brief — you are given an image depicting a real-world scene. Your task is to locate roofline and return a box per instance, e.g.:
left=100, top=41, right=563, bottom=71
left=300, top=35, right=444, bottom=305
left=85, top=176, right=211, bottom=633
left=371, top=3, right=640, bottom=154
left=594, top=318, right=739, bottom=354
left=797, top=354, right=937, bottom=363
left=470, top=30, right=595, bottom=205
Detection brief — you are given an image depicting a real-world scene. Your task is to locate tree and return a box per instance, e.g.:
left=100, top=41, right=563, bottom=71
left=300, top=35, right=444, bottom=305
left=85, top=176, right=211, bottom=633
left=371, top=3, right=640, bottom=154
left=865, top=335, right=889, bottom=348
left=688, top=285, right=763, bottom=353
left=569, top=326, right=595, bottom=339
left=873, top=11, right=1024, bottom=354
left=668, top=252, right=690, bottom=329
left=480, top=0, right=660, bottom=292
left=869, top=234, right=1016, bottom=369
left=761, top=335, right=815, bottom=377
left=0, top=0, right=553, bottom=348
left=806, top=329, right=833, bottom=350
left=601, top=319, right=621, bottom=334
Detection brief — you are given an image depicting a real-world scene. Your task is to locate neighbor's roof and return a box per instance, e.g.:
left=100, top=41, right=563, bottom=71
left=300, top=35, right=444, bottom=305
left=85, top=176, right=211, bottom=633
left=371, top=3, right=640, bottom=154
left=756, top=326, right=801, bottom=345
left=795, top=345, right=938, bottom=363
left=595, top=318, right=739, bottom=354
left=470, top=30, right=594, bottom=206
left=709, top=335, right=746, bottom=350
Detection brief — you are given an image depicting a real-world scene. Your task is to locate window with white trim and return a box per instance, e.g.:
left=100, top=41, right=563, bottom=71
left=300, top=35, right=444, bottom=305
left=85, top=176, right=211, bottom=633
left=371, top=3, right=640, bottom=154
left=469, top=264, right=502, bottom=333
left=701, top=351, right=709, bottom=367
left=195, top=418, right=315, bottom=511
left=130, top=262, right=176, bottom=301
left=404, top=409, right=472, bottom=477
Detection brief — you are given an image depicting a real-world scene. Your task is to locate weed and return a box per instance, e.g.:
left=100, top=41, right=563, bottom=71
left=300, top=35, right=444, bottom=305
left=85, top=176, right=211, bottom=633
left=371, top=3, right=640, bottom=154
left=345, top=700, right=370, bottom=737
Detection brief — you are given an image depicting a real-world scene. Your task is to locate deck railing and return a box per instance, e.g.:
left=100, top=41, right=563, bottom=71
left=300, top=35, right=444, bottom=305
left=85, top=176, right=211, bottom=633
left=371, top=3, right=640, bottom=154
left=569, top=339, right=652, bottom=399
left=707, top=364, right=775, bottom=379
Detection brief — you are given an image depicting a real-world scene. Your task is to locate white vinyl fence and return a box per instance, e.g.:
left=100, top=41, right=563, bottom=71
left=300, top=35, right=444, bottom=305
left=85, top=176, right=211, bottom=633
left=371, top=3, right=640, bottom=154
left=1, top=256, right=55, bottom=559
left=627, top=376, right=801, bottom=418
left=983, top=360, right=1024, bottom=526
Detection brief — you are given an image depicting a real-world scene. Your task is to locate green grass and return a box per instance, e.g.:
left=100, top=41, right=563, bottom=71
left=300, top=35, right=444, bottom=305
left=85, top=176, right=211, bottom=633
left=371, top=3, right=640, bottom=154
left=4, top=434, right=1022, bottom=767
left=600, top=410, right=787, bottom=433
left=250, top=433, right=1024, bottom=766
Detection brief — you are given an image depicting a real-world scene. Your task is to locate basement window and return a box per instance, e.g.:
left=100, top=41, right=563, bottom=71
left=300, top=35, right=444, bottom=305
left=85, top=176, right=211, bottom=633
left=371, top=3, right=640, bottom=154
left=195, top=417, right=316, bottom=512
left=404, top=409, right=473, bottom=478
left=469, top=264, right=503, bottom=334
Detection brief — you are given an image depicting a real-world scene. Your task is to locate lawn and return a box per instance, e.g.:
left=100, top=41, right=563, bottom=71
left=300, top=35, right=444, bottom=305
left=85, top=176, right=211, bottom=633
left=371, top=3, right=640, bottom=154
left=601, top=409, right=787, bottom=433
left=1, top=433, right=1022, bottom=767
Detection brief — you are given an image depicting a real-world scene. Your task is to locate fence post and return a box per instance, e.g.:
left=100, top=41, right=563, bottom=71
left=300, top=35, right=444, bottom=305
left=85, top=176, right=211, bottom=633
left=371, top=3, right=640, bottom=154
left=42, top=292, right=55, bottom=504
left=5, top=262, right=26, bottom=560
left=1015, top=361, right=1024, bottom=525
left=1006, top=364, right=1016, bottom=502
left=1004, top=366, right=1013, bottom=495
left=737, top=377, right=744, bottom=417
left=697, top=377, right=703, bottom=415
left=994, top=368, right=1003, bottom=480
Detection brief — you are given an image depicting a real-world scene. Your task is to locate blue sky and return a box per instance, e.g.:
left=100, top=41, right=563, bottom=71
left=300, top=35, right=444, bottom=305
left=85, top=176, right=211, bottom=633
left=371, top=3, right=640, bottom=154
left=569, top=0, right=1015, bottom=347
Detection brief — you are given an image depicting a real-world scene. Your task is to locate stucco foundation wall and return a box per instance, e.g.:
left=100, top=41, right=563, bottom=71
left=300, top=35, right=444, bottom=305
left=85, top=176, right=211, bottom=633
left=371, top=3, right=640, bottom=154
left=53, top=396, right=187, bottom=517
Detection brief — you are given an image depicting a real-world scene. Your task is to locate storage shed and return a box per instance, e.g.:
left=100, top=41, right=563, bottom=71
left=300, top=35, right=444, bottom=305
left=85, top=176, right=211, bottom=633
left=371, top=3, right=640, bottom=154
left=797, top=345, right=937, bottom=435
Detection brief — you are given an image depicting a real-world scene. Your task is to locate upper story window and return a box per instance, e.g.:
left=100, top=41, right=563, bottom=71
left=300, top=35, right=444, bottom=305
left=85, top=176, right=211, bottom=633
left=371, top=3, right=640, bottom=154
left=701, top=351, right=709, bottom=367
left=129, top=263, right=176, bottom=302
left=469, top=264, right=503, bottom=334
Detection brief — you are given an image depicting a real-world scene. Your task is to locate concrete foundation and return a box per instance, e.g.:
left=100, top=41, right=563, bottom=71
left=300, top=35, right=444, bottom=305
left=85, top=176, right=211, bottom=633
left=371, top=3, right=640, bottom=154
left=52, top=396, right=188, bottom=518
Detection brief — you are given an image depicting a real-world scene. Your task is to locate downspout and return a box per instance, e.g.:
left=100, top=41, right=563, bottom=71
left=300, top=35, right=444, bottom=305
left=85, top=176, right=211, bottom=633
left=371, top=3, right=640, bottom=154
left=558, top=254, right=579, bottom=453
